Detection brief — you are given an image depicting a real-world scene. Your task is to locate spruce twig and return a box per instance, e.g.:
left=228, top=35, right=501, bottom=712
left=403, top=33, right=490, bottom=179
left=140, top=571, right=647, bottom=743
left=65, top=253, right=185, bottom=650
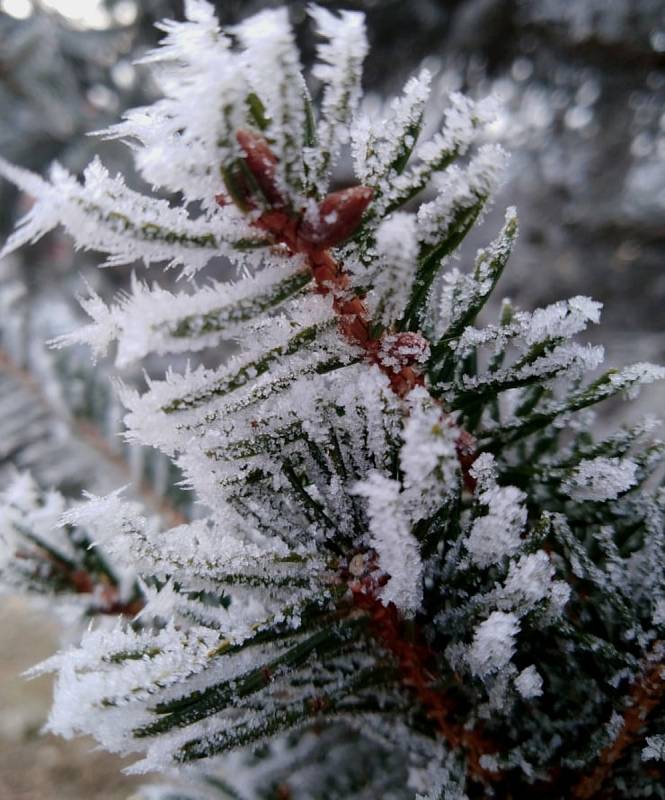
left=571, top=642, right=665, bottom=799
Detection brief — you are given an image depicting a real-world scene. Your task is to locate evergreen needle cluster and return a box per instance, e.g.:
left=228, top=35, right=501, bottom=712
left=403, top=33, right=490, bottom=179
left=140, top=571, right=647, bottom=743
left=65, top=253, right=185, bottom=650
left=1, top=3, right=664, bottom=798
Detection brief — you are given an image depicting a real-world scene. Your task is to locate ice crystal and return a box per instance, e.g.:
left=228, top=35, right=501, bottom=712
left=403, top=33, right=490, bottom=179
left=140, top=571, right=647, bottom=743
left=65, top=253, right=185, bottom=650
left=514, top=665, right=544, bottom=699
left=352, top=472, right=424, bottom=616
left=468, top=611, right=520, bottom=677
left=369, top=212, right=419, bottom=326
left=642, top=734, right=665, bottom=761
left=564, top=456, right=639, bottom=501
left=465, top=455, right=527, bottom=567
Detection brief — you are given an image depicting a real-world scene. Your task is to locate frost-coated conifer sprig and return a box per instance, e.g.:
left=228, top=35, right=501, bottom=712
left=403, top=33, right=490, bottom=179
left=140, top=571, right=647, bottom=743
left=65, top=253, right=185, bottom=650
left=1, top=3, right=665, bottom=798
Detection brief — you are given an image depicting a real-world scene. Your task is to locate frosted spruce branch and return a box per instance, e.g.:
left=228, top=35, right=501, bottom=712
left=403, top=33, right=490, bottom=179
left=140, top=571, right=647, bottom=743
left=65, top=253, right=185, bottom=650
left=1, top=3, right=664, bottom=799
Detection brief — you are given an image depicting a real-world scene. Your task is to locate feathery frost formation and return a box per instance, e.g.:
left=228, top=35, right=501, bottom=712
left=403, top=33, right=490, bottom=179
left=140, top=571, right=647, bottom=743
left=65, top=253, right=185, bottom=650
left=1, top=3, right=664, bottom=798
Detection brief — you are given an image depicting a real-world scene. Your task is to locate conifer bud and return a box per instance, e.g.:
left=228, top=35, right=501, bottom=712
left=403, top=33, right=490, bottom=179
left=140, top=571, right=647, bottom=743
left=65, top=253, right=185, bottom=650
left=236, top=129, right=284, bottom=207
left=456, top=430, right=478, bottom=492
left=377, top=332, right=430, bottom=371
left=298, top=185, right=373, bottom=249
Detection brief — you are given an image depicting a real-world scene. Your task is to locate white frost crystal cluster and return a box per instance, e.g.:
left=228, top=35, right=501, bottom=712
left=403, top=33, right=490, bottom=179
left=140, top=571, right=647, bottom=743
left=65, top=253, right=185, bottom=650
left=352, top=472, right=424, bottom=616
left=468, top=611, right=520, bottom=677
left=465, top=454, right=527, bottom=567
left=563, top=455, right=638, bottom=501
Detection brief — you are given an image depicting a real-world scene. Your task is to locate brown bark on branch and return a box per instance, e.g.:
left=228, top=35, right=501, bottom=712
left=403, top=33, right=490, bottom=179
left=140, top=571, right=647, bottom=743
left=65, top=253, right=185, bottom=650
left=225, top=129, right=500, bottom=786
left=571, top=641, right=665, bottom=799
left=228, top=129, right=426, bottom=397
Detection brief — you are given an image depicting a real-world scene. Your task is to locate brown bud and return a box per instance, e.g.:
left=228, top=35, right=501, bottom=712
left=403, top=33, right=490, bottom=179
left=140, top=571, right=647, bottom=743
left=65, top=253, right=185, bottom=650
left=236, top=129, right=284, bottom=207
left=377, top=332, right=430, bottom=371
left=388, top=366, right=425, bottom=398
left=456, top=429, right=478, bottom=492
left=298, top=185, right=373, bottom=249
left=70, top=569, right=94, bottom=594
left=254, top=209, right=299, bottom=248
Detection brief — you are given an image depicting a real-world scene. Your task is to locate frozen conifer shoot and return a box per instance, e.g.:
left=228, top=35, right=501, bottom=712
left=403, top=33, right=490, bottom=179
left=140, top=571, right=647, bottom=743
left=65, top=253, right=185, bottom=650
left=1, top=2, right=665, bottom=798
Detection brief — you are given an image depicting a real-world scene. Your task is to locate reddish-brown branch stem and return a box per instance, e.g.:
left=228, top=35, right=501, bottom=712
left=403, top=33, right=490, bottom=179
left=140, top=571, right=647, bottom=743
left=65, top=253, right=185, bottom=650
left=352, top=586, right=499, bottom=784
left=227, top=129, right=495, bottom=783
left=571, top=642, right=665, bottom=799
left=252, top=206, right=425, bottom=397
left=229, top=130, right=428, bottom=397
left=19, top=545, right=143, bottom=616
